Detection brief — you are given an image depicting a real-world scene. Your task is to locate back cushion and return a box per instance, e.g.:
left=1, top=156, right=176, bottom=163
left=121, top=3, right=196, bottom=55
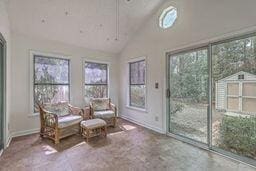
left=44, top=102, right=70, bottom=116
left=92, top=98, right=110, bottom=111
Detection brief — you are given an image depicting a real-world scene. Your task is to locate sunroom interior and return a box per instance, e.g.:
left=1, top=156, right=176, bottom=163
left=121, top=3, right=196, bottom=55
left=0, top=0, right=256, bottom=170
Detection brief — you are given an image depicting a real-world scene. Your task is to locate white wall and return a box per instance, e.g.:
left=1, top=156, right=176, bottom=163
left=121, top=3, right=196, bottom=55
left=0, top=0, right=11, bottom=147
left=118, top=0, right=256, bottom=133
left=10, top=32, right=118, bottom=136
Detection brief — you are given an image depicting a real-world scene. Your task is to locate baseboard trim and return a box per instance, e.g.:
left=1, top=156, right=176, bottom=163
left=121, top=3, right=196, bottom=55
left=6, top=135, right=12, bottom=148
left=120, top=116, right=165, bottom=134
left=11, top=128, right=40, bottom=138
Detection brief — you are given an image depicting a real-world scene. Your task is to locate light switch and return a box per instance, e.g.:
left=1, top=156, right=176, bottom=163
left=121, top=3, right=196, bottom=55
left=155, top=82, right=159, bottom=89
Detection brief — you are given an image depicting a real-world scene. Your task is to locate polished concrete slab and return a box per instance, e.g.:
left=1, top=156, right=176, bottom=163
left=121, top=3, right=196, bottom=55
left=0, top=119, right=255, bottom=171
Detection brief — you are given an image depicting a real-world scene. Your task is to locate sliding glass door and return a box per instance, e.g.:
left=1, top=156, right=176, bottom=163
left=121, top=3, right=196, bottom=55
left=168, top=47, right=209, bottom=143
left=212, top=34, right=256, bottom=161
left=0, top=37, right=4, bottom=150
left=167, top=32, right=256, bottom=165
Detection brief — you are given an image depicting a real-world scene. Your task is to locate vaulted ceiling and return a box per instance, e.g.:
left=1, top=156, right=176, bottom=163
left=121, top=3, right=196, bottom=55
left=7, top=0, right=164, bottom=53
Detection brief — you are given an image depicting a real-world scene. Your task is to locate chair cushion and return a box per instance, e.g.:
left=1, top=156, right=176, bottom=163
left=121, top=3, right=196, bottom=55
left=91, top=98, right=110, bottom=111
left=44, top=102, right=70, bottom=117
left=94, top=110, right=115, bottom=119
left=58, top=115, right=83, bottom=128
left=81, top=119, right=106, bottom=129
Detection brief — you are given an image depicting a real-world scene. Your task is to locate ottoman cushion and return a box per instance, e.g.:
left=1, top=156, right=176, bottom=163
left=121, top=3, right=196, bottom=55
left=81, top=119, right=106, bottom=129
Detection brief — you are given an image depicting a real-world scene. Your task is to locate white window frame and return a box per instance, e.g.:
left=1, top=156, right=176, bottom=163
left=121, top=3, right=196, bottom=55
left=126, top=56, right=147, bottom=112
left=82, top=58, right=110, bottom=104
left=159, top=6, right=177, bottom=29
left=29, top=50, right=71, bottom=116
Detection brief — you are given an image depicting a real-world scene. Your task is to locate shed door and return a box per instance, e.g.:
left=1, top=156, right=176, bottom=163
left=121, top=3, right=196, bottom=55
left=242, top=82, right=256, bottom=113
left=227, top=83, right=240, bottom=111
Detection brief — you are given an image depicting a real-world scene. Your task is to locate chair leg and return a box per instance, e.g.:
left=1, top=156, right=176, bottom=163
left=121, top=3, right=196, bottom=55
left=86, top=129, right=90, bottom=143
left=55, top=129, right=60, bottom=144
left=104, top=126, right=107, bottom=137
left=40, top=127, right=44, bottom=137
left=113, top=117, right=116, bottom=127
left=79, top=125, right=83, bottom=135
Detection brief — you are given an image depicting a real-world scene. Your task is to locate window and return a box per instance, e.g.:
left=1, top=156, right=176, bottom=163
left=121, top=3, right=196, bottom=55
left=33, top=55, right=70, bottom=112
left=129, top=60, right=146, bottom=109
left=84, top=62, right=108, bottom=104
left=238, top=74, right=244, bottom=80
left=159, top=6, right=177, bottom=29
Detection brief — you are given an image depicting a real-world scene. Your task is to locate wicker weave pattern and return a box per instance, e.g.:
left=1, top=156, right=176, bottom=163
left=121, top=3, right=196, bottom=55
left=90, top=98, right=117, bottom=127
left=39, top=103, right=83, bottom=144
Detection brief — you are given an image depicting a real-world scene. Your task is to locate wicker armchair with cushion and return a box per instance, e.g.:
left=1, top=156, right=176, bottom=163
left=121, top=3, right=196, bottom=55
left=38, top=102, right=83, bottom=144
left=90, top=98, right=117, bottom=127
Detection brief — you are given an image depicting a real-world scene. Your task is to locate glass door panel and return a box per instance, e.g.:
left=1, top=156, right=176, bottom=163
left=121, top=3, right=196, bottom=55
left=168, top=48, right=208, bottom=143
left=212, top=34, right=256, bottom=160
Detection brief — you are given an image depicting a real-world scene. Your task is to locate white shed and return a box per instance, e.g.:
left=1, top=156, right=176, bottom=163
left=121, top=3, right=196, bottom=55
left=215, top=71, right=256, bottom=114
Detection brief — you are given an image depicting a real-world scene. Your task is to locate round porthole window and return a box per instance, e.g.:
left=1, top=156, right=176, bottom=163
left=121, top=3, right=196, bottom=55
left=159, top=6, right=177, bottom=29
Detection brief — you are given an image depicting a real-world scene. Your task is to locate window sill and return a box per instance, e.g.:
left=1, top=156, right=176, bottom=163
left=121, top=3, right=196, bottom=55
left=126, top=105, right=147, bottom=113
left=28, top=113, right=39, bottom=117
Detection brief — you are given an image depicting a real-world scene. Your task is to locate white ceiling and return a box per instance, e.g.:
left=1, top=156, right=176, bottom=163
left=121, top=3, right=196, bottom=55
left=7, top=0, right=164, bottom=54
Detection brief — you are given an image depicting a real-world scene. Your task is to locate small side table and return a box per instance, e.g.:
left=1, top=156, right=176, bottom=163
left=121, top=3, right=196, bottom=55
left=80, top=119, right=107, bottom=142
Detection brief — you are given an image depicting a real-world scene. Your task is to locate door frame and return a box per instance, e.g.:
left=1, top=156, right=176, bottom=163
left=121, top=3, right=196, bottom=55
left=0, top=32, right=7, bottom=150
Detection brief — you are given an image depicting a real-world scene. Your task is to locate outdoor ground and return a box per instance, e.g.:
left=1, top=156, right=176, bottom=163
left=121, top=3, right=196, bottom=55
left=170, top=102, right=223, bottom=143
left=170, top=102, right=256, bottom=162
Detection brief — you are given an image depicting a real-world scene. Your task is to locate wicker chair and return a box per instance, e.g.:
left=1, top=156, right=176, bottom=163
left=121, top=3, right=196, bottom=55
left=38, top=102, right=83, bottom=144
left=89, top=98, right=117, bottom=127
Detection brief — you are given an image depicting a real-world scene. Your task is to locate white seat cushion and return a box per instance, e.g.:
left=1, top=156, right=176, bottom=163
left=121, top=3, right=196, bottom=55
left=94, top=110, right=115, bottom=119
left=81, top=119, right=106, bottom=129
left=58, top=115, right=83, bottom=128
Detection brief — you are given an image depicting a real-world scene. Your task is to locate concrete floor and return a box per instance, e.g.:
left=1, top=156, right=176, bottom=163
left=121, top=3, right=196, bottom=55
left=0, top=119, right=255, bottom=171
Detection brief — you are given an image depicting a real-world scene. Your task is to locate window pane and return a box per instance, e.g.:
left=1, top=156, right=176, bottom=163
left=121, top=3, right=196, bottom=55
left=130, top=85, right=146, bottom=108
left=85, top=62, right=107, bottom=84
left=34, top=56, right=69, bottom=84
left=162, top=8, right=177, bottom=29
left=130, top=60, right=145, bottom=85
left=34, top=85, right=69, bottom=111
left=84, top=85, right=108, bottom=105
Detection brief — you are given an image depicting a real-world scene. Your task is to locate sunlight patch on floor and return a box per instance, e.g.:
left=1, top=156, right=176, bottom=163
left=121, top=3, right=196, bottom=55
left=68, top=141, right=87, bottom=150
left=122, top=124, right=137, bottom=131
left=73, top=141, right=86, bottom=148
left=42, top=145, right=57, bottom=155
left=108, top=131, right=124, bottom=136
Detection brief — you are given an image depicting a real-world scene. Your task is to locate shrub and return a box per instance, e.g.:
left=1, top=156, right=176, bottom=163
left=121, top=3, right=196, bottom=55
left=219, top=115, right=256, bottom=158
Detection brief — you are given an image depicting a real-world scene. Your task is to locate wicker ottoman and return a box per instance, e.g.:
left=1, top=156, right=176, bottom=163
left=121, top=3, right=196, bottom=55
left=80, top=119, right=107, bottom=142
